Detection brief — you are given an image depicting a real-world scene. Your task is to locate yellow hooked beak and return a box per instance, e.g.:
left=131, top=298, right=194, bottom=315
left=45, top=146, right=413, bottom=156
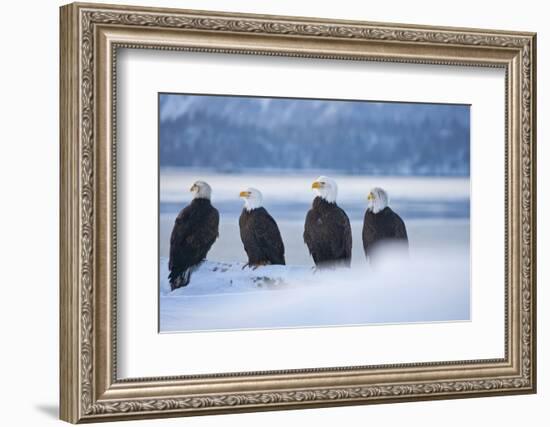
left=190, top=184, right=198, bottom=192
left=368, top=192, right=374, bottom=201
left=312, top=181, right=322, bottom=189
left=239, top=191, right=251, bottom=198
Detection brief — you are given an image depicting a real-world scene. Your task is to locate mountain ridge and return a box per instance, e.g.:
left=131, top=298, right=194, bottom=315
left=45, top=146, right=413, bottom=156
left=159, top=94, right=470, bottom=176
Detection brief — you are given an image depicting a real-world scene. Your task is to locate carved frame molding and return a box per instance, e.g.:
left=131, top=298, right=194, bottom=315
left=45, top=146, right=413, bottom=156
left=60, top=2, right=536, bottom=423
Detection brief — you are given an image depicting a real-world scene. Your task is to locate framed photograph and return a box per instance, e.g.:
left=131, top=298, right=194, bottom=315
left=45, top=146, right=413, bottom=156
left=157, top=94, right=471, bottom=333
left=60, top=2, right=537, bottom=423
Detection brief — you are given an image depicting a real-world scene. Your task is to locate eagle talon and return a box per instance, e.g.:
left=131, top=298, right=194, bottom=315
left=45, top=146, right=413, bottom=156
left=249, top=261, right=270, bottom=271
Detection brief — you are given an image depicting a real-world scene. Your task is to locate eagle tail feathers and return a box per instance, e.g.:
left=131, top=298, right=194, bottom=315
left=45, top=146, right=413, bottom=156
left=169, top=268, right=192, bottom=291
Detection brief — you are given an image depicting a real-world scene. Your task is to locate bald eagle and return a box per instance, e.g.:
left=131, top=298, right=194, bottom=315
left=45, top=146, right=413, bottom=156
left=303, top=176, right=352, bottom=268
left=239, top=188, right=285, bottom=268
left=168, top=181, right=219, bottom=290
left=362, top=187, right=408, bottom=264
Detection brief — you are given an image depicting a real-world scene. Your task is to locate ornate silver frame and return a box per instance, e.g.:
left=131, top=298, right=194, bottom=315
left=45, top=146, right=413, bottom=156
left=60, top=2, right=537, bottom=423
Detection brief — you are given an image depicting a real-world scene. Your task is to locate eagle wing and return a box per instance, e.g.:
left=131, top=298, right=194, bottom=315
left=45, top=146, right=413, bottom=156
left=391, top=211, right=409, bottom=246
left=253, top=209, right=285, bottom=265
left=168, top=205, right=194, bottom=272
left=303, top=209, right=315, bottom=249
left=303, top=209, right=326, bottom=262
left=362, top=211, right=378, bottom=257
left=201, top=207, right=220, bottom=249
left=304, top=205, right=352, bottom=263
left=168, top=204, right=219, bottom=273
left=332, top=207, right=352, bottom=260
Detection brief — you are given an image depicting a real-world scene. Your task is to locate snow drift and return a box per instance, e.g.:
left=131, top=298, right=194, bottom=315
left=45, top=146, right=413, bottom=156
left=159, top=248, right=470, bottom=333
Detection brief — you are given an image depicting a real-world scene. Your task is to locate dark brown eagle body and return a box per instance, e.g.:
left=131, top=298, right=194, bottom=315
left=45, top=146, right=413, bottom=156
left=168, top=198, right=219, bottom=290
left=303, top=196, right=352, bottom=268
left=362, top=206, right=408, bottom=264
left=239, top=207, right=285, bottom=266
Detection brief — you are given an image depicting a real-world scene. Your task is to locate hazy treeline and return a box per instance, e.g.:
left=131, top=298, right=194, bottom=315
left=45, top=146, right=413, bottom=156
left=159, top=94, right=470, bottom=176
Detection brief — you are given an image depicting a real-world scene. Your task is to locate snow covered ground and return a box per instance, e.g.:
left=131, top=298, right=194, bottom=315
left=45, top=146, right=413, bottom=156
left=159, top=249, right=470, bottom=332
left=159, top=169, right=470, bottom=333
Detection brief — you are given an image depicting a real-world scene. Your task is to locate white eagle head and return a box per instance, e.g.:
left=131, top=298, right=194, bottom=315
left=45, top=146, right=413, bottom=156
left=311, top=176, right=338, bottom=203
left=239, top=187, right=263, bottom=211
left=190, top=180, right=212, bottom=200
left=367, top=187, right=389, bottom=213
